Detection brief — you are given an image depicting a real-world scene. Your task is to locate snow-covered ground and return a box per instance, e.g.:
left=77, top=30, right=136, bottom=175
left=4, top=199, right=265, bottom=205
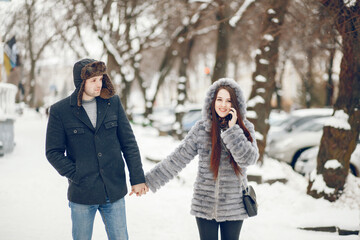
left=0, top=109, right=359, bottom=240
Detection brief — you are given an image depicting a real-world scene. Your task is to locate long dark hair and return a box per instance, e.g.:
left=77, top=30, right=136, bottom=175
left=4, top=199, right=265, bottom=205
left=210, top=85, right=253, bottom=179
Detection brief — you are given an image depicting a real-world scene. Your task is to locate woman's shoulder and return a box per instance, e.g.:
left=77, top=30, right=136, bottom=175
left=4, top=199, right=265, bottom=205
left=186, top=119, right=206, bottom=135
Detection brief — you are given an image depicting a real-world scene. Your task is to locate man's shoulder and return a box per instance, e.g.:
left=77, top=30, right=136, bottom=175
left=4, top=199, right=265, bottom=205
left=50, top=95, right=72, bottom=112
left=106, top=94, right=121, bottom=107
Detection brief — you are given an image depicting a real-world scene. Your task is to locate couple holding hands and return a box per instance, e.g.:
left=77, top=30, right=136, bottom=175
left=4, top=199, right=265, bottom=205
left=45, top=59, right=259, bottom=240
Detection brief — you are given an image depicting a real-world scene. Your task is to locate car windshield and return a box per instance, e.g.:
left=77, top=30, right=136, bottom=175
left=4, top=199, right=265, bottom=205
left=295, top=117, right=331, bottom=132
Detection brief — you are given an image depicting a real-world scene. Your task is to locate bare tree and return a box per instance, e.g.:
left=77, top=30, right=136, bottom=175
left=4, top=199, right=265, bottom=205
left=246, top=0, right=290, bottom=163
left=3, top=0, right=67, bottom=107
left=307, top=0, right=360, bottom=202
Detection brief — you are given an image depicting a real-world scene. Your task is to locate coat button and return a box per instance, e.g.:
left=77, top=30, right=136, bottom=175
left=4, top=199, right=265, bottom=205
left=98, top=152, right=102, bottom=157
left=73, top=130, right=78, bottom=134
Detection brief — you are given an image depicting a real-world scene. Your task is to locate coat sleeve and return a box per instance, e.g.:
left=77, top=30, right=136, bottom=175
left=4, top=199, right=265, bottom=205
left=145, top=121, right=200, bottom=193
left=115, top=95, right=145, bottom=186
left=45, top=105, right=79, bottom=183
left=220, top=119, right=259, bottom=168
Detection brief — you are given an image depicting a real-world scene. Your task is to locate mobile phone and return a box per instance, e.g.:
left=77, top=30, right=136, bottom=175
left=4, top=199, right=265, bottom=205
left=225, top=113, right=232, bottom=121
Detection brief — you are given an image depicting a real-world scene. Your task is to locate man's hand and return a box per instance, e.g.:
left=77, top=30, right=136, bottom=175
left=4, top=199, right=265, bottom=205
left=129, top=183, right=149, bottom=197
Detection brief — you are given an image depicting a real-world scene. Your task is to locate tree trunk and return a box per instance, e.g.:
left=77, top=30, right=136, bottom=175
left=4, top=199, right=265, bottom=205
left=275, top=57, right=287, bottom=110
left=173, top=37, right=194, bottom=140
left=27, top=60, right=36, bottom=107
left=325, top=45, right=335, bottom=106
left=212, top=1, right=231, bottom=83
left=247, top=0, right=290, bottom=163
left=308, top=0, right=360, bottom=202
left=304, top=48, right=314, bottom=108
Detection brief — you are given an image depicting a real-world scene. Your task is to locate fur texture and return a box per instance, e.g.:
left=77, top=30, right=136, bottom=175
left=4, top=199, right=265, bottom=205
left=145, top=78, right=259, bottom=222
left=74, top=60, right=115, bottom=106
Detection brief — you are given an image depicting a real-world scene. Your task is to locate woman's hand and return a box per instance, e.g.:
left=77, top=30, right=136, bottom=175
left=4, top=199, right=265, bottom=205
left=129, top=183, right=149, bottom=196
left=228, top=107, right=238, bottom=128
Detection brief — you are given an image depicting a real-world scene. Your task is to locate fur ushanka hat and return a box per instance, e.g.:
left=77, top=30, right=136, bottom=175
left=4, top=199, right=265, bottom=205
left=73, top=58, right=115, bottom=106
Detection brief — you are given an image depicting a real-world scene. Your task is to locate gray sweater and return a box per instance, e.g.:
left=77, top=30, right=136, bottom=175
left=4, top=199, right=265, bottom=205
left=145, top=78, right=259, bottom=222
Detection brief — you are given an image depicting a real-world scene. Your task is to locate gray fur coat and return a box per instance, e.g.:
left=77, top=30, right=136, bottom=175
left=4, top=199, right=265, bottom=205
left=145, top=78, right=259, bottom=222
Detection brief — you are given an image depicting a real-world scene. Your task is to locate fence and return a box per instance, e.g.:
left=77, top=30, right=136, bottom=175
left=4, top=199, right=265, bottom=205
left=0, top=82, right=17, bottom=155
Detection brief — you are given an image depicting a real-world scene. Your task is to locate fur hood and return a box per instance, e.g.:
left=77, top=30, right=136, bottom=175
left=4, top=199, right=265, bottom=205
left=72, top=58, right=115, bottom=106
left=202, top=78, right=247, bottom=132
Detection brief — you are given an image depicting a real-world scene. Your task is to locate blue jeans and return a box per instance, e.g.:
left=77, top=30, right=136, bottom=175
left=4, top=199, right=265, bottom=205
left=69, top=198, right=128, bottom=240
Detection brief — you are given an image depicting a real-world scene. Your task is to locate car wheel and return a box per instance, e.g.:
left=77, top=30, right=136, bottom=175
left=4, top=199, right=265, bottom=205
left=350, top=164, right=359, bottom=177
left=291, top=148, right=312, bottom=169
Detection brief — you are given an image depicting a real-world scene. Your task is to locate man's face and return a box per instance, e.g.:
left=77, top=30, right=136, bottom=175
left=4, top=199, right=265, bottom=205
left=83, top=75, right=103, bottom=100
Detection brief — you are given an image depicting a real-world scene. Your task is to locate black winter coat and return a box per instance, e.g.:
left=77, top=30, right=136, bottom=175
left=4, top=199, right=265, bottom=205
left=46, top=91, right=145, bottom=205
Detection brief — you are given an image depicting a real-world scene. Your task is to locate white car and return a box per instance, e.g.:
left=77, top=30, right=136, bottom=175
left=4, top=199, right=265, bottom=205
left=267, top=108, right=333, bottom=144
left=267, top=117, right=331, bottom=167
left=295, top=143, right=360, bottom=177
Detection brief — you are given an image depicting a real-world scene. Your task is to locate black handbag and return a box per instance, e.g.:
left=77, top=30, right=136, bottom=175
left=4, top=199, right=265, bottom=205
left=242, top=184, right=258, bottom=217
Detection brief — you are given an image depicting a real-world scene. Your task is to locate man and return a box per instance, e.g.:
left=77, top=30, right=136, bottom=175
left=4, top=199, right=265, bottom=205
left=46, top=58, right=148, bottom=240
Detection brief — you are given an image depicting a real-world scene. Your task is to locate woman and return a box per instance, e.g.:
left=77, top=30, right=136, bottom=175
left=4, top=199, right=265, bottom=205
left=145, top=78, right=259, bottom=240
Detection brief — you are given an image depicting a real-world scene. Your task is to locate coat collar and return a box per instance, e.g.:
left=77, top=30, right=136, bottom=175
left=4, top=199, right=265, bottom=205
left=70, top=90, right=111, bottom=132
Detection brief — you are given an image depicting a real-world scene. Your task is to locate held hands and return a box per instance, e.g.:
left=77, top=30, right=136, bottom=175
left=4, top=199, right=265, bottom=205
left=129, top=183, right=149, bottom=197
left=228, top=107, right=238, bottom=128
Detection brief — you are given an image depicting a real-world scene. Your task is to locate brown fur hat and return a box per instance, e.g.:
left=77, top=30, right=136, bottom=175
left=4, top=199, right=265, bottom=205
left=76, top=60, right=115, bottom=106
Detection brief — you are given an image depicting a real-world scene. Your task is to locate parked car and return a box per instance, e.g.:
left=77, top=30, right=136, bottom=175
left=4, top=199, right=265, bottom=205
left=150, top=105, right=202, bottom=135
left=266, top=117, right=332, bottom=167
left=294, top=142, right=360, bottom=177
left=182, top=107, right=202, bottom=132
left=268, top=110, right=289, bottom=127
left=149, top=107, right=175, bottom=132
left=0, top=141, right=4, bottom=157
left=267, top=108, right=333, bottom=144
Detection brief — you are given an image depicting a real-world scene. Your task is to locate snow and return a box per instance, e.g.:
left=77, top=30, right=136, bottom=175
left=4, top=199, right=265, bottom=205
left=229, top=0, right=255, bottom=27
left=267, top=9, right=276, bottom=14
left=256, top=88, right=266, bottom=94
left=246, top=110, right=258, bottom=119
left=255, top=74, right=267, bottom=82
left=247, top=95, right=265, bottom=107
left=309, top=171, right=336, bottom=195
left=259, top=59, right=269, bottom=65
left=255, top=131, right=264, bottom=141
left=324, top=109, right=351, bottom=130
left=0, top=109, right=359, bottom=240
left=325, top=160, right=343, bottom=169
left=271, top=18, right=279, bottom=24
left=263, top=34, right=274, bottom=42
left=344, top=0, right=357, bottom=7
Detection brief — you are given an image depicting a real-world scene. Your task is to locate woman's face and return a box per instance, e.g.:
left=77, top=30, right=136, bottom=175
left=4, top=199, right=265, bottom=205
left=215, top=88, right=232, bottom=118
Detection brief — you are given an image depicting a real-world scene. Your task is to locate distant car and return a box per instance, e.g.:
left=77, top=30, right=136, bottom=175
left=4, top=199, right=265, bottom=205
left=0, top=141, right=4, bottom=157
left=295, top=143, right=360, bottom=177
left=150, top=105, right=202, bottom=135
left=267, top=108, right=333, bottom=144
left=182, top=107, right=202, bottom=132
left=267, top=117, right=332, bottom=167
left=268, top=110, right=289, bottom=127
left=149, top=107, right=175, bottom=132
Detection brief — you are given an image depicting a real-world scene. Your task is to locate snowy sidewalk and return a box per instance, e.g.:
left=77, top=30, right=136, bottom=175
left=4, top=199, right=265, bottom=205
left=0, top=110, right=359, bottom=240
